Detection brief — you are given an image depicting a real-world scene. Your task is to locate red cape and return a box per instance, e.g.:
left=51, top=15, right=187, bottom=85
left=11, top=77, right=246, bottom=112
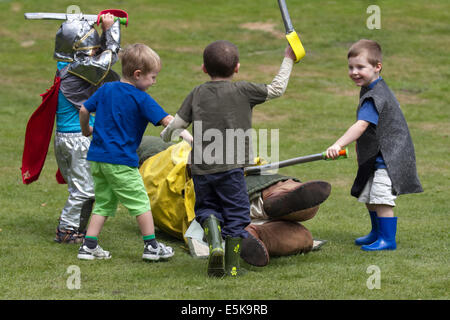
left=21, top=76, right=66, bottom=184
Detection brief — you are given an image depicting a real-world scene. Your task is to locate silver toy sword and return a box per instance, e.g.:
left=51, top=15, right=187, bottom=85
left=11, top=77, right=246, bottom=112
left=24, top=12, right=128, bottom=25
left=25, top=12, right=98, bottom=21
left=244, top=148, right=348, bottom=175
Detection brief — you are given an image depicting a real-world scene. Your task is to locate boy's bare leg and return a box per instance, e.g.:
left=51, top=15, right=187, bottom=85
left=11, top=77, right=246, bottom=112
left=366, top=204, right=394, bottom=217
left=139, top=210, right=174, bottom=260
left=375, top=204, right=394, bottom=217
left=136, top=210, right=155, bottom=237
left=85, top=214, right=108, bottom=238
left=78, top=214, right=111, bottom=260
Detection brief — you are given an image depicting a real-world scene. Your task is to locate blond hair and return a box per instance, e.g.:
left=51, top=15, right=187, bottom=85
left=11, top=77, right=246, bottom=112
left=348, top=39, right=382, bottom=67
left=120, top=43, right=161, bottom=79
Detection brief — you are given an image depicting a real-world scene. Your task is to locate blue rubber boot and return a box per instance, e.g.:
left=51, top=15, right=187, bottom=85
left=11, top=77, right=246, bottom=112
left=361, top=217, right=397, bottom=251
left=355, top=211, right=379, bottom=246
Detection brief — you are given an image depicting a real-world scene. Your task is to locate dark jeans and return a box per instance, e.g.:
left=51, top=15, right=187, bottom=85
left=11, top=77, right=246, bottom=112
left=193, top=168, right=251, bottom=238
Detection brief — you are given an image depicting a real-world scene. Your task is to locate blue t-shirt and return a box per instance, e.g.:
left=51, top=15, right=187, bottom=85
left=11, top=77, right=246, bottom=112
left=56, top=62, right=94, bottom=132
left=357, top=77, right=386, bottom=169
left=83, top=81, right=169, bottom=167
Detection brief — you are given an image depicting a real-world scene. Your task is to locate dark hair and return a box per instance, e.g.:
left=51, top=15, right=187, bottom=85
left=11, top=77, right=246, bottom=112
left=348, top=39, right=382, bottom=67
left=203, top=40, right=239, bottom=78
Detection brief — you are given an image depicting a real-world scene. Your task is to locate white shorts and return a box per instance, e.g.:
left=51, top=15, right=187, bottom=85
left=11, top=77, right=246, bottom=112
left=358, top=168, right=396, bottom=207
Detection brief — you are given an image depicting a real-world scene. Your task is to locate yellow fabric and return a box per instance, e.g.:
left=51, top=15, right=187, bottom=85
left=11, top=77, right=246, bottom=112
left=139, top=140, right=265, bottom=244
left=253, top=157, right=267, bottom=166
left=139, top=141, right=195, bottom=243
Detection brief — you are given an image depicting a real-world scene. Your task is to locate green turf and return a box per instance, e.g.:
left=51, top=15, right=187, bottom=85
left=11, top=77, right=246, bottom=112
left=0, top=0, right=448, bottom=300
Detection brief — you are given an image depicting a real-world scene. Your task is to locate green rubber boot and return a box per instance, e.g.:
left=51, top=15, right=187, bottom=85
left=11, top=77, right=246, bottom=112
left=225, top=236, right=246, bottom=277
left=203, top=215, right=225, bottom=277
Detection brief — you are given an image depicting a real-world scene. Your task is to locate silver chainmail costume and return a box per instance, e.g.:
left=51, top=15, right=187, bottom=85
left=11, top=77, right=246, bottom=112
left=53, top=18, right=121, bottom=236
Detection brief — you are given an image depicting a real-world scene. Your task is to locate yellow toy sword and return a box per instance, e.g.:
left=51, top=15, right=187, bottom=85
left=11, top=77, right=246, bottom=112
left=278, top=0, right=305, bottom=62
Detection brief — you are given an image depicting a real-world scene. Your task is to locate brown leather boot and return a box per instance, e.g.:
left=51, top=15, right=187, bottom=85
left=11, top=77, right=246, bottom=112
left=250, top=220, right=313, bottom=256
left=280, top=205, right=320, bottom=222
left=241, top=225, right=270, bottom=267
left=262, top=180, right=331, bottom=219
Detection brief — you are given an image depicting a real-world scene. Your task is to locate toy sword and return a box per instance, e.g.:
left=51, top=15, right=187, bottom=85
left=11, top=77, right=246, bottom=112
left=24, top=9, right=128, bottom=26
left=244, top=148, right=348, bottom=175
left=277, top=0, right=305, bottom=63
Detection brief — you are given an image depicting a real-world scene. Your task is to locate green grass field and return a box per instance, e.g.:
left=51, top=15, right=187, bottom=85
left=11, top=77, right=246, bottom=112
left=0, top=0, right=448, bottom=300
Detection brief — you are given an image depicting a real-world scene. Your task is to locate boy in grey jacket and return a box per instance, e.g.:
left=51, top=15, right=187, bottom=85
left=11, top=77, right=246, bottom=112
left=326, top=39, right=422, bottom=251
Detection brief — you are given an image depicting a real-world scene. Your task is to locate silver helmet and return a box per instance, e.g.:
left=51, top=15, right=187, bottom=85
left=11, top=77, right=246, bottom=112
left=54, top=19, right=101, bottom=62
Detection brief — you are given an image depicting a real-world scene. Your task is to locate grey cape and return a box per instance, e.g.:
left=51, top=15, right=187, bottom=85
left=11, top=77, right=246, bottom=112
left=352, top=79, right=423, bottom=197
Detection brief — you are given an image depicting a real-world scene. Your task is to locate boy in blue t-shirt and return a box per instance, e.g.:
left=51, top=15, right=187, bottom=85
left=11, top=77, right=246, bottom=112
left=77, top=43, right=187, bottom=261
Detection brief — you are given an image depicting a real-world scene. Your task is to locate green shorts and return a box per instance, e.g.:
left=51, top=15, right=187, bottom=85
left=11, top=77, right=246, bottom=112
left=90, top=162, right=151, bottom=217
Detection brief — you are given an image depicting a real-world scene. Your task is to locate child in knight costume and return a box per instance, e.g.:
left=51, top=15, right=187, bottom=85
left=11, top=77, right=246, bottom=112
left=21, top=13, right=122, bottom=244
left=326, top=39, right=423, bottom=251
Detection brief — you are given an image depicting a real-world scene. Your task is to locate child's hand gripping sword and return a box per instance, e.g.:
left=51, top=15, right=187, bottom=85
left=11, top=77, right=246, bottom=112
left=244, top=148, right=348, bottom=175
left=278, top=0, right=305, bottom=63
left=24, top=9, right=129, bottom=26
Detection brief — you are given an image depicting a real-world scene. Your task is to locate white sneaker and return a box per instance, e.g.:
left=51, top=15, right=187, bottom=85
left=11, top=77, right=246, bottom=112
left=77, top=244, right=111, bottom=260
left=142, top=242, right=174, bottom=261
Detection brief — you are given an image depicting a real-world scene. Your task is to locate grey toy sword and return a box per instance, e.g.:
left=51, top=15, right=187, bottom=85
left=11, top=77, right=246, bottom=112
left=245, top=148, right=348, bottom=175
left=24, top=9, right=128, bottom=26
left=25, top=12, right=99, bottom=21
left=277, top=0, right=305, bottom=63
